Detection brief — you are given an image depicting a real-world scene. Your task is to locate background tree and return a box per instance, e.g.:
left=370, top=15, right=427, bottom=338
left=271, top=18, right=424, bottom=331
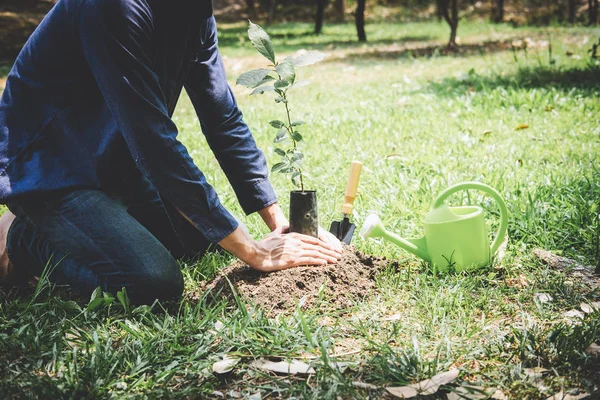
left=568, top=0, right=577, bottom=23
left=245, top=0, right=258, bottom=19
left=315, top=0, right=328, bottom=34
left=440, top=0, right=460, bottom=48
left=355, top=0, right=367, bottom=42
left=590, top=0, right=599, bottom=24
left=335, top=0, right=346, bottom=21
left=490, top=0, right=504, bottom=22
left=435, top=0, right=444, bottom=21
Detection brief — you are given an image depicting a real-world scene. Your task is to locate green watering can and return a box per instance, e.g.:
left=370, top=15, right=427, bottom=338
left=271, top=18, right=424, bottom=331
left=360, top=182, right=508, bottom=272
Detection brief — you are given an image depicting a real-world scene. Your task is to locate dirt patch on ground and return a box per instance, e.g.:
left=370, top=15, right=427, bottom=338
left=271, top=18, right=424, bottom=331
left=201, top=246, right=387, bottom=315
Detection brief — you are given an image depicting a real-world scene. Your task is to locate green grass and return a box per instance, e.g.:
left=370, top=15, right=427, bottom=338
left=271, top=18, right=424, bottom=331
left=2, top=21, right=600, bottom=398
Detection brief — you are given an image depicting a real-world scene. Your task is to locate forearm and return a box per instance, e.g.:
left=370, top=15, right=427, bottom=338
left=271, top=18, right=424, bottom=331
left=185, top=18, right=278, bottom=216
left=218, top=226, right=257, bottom=264
left=258, top=202, right=288, bottom=231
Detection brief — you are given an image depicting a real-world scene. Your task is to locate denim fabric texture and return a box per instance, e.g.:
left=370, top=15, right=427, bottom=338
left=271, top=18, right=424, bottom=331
left=0, top=0, right=278, bottom=244
left=6, top=175, right=212, bottom=304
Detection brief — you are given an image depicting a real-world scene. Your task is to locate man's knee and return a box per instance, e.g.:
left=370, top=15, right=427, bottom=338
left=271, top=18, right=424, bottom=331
left=135, top=256, right=184, bottom=303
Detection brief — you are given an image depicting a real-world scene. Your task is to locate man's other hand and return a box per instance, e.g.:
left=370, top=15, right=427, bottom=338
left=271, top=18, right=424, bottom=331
left=218, top=227, right=342, bottom=272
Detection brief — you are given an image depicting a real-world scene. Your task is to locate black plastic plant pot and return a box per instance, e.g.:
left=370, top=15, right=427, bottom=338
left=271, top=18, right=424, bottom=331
left=289, top=190, right=318, bottom=238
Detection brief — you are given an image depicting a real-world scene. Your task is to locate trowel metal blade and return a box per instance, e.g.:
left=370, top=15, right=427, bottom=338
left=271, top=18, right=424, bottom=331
left=329, top=217, right=355, bottom=244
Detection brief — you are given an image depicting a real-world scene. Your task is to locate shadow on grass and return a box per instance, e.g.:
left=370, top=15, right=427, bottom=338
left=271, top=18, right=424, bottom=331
left=425, top=63, right=600, bottom=96
left=333, top=39, right=518, bottom=62
left=217, top=23, right=436, bottom=52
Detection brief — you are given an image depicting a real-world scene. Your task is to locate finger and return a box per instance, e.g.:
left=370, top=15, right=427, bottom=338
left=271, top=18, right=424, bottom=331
left=297, top=247, right=339, bottom=263
left=294, top=257, right=328, bottom=266
left=291, top=232, right=343, bottom=255
left=318, top=226, right=343, bottom=246
left=306, top=243, right=343, bottom=260
left=288, top=232, right=321, bottom=245
left=311, top=249, right=339, bottom=263
left=319, top=230, right=343, bottom=252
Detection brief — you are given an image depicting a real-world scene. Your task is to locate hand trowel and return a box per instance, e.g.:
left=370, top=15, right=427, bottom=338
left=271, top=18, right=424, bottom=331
left=329, top=161, right=362, bottom=244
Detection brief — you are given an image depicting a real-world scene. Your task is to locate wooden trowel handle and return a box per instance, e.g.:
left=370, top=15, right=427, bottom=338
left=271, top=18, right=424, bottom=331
left=341, top=161, right=362, bottom=215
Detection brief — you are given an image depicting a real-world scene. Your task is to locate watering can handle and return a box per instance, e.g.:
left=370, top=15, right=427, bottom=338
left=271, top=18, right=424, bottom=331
left=431, top=182, right=509, bottom=254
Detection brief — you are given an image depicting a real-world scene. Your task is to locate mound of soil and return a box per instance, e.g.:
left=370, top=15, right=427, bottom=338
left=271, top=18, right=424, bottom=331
left=202, top=247, right=387, bottom=315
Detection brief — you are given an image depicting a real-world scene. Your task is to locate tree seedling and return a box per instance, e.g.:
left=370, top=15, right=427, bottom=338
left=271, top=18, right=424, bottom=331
left=236, top=21, right=324, bottom=192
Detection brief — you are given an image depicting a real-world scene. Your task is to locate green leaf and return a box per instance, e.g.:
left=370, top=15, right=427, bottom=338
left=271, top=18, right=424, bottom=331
left=117, top=288, right=131, bottom=312
left=87, top=298, right=104, bottom=311
left=292, top=132, right=303, bottom=142
left=287, top=51, right=325, bottom=67
left=293, top=80, right=311, bottom=88
left=236, top=69, right=271, bottom=88
left=250, top=85, right=275, bottom=95
left=291, top=171, right=302, bottom=188
left=274, top=80, right=290, bottom=89
left=89, top=286, right=102, bottom=303
left=250, top=75, right=275, bottom=88
left=274, top=128, right=288, bottom=143
left=269, top=120, right=285, bottom=129
left=271, top=162, right=288, bottom=173
left=274, top=148, right=286, bottom=157
left=274, top=97, right=287, bottom=104
left=291, top=121, right=305, bottom=126
left=275, top=60, right=296, bottom=84
left=290, top=152, right=304, bottom=163
left=248, top=21, right=276, bottom=64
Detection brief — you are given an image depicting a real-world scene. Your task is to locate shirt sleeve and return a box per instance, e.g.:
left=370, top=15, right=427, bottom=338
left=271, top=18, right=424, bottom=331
left=75, top=0, right=238, bottom=244
left=184, top=17, right=278, bottom=216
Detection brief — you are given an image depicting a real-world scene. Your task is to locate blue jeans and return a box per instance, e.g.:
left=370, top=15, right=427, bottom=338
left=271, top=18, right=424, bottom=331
left=5, top=179, right=211, bottom=304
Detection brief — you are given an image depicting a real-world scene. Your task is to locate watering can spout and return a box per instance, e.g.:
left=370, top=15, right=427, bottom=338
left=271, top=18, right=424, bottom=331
left=360, top=214, right=431, bottom=262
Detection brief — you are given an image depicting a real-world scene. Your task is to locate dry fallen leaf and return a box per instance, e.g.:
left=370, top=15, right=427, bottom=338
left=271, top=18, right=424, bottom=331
left=515, top=123, right=530, bottom=130
left=532, top=249, right=599, bottom=289
left=250, top=359, right=315, bottom=375
left=352, top=381, right=379, bottom=390
left=382, top=313, right=403, bottom=321
left=506, top=274, right=530, bottom=288
left=386, top=386, right=418, bottom=399
left=546, top=390, right=591, bottom=400
left=524, top=367, right=549, bottom=380
left=535, top=293, right=553, bottom=303
left=585, top=343, right=600, bottom=357
left=580, top=302, right=600, bottom=314
left=562, top=310, right=585, bottom=320
left=212, top=355, right=240, bottom=374
left=492, top=389, right=509, bottom=400
left=386, top=369, right=460, bottom=398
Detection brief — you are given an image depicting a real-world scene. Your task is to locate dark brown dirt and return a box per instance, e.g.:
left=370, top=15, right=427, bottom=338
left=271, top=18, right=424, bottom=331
left=201, top=246, right=387, bottom=315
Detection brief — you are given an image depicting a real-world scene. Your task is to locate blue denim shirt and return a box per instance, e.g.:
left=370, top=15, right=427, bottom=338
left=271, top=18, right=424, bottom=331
left=0, top=0, right=278, bottom=243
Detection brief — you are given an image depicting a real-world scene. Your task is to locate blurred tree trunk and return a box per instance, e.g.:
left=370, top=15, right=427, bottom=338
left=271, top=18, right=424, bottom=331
left=315, top=0, right=327, bottom=34
left=267, top=0, right=276, bottom=25
left=355, top=0, right=367, bottom=41
left=334, top=0, right=346, bottom=21
left=590, top=0, right=599, bottom=24
left=568, top=0, right=576, bottom=22
left=435, top=0, right=444, bottom=21
left=245, top=0, right=257, bottom=19
left=440, top=0, right=459, bottom=48
left=490, top=0, right=504, bottom=22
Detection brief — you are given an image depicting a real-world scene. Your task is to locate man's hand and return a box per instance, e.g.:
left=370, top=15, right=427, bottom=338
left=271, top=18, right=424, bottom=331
left=251, top=230, right=342, bottom=272
left=318, top=227, right=344, bottom=253
left=218, top=226, right=342, bottom=273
